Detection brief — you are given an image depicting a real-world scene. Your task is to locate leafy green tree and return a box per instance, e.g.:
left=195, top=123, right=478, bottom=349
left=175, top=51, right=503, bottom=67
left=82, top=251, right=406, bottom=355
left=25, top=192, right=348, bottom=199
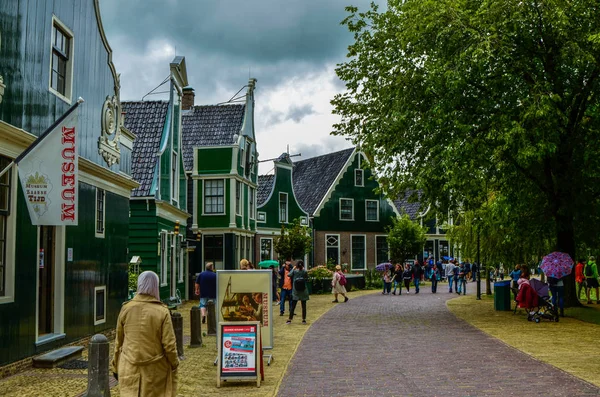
left=274, top=218, right=312, bottom=261
left=333, top=0, right=600, bottom=305
left=387, top=214, right=427, bottom=266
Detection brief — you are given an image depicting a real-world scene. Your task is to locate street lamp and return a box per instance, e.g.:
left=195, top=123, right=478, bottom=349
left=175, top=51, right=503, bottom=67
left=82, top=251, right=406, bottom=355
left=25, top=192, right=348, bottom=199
left=476, top=224, right=481, bottom=300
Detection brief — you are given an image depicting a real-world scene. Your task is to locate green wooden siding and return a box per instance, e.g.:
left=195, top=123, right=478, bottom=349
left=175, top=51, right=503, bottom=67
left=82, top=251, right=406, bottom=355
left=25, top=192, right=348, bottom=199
left=0, top=0, right=127, bottom=175
left=258, top=165, right=307, bottom=229
left=128, top=201, right=186, bottom=301
left=314, top=154, right=396, bottom=232
left=196, top=147, right=233, bottom=174
left=0, top=182, right=129, bottom=366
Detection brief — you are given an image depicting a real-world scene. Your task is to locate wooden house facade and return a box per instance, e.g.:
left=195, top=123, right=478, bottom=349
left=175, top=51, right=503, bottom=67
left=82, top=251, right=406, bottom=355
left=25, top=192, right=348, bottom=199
left=255, top=153, right=309, bottom=262
left=182, top=79, right=259, bottom=274
left=122, top=57, right=190, bottom=303
left=0, top=0, right=137, bottom=365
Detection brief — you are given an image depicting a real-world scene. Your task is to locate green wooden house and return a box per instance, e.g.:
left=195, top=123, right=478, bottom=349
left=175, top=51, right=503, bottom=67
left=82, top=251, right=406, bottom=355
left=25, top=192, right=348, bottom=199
left=393, top=191, right=454, bottom=262
left=182, top=79, right=258, bottom=271
left=122, top=57, right=190, bottom=303
left=0, top=0, right=137, bottom=365
left=292, top=148, right=400, bottom=269
left=256, top=153, right=310, bottom=262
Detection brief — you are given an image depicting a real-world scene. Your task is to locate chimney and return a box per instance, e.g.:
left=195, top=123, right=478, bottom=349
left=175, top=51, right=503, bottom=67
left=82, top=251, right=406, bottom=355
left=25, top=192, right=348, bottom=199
left=182, top=87, right=195, bottom=110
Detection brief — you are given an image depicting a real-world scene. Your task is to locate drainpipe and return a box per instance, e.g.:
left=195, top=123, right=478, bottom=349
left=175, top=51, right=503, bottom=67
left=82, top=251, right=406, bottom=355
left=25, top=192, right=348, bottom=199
left=309, top=216, right=315, bottom=268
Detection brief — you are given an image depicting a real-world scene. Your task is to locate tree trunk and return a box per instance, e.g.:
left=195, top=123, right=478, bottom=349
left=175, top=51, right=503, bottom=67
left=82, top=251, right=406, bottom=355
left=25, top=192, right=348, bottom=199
left=555, top=214, right=581, bottom=307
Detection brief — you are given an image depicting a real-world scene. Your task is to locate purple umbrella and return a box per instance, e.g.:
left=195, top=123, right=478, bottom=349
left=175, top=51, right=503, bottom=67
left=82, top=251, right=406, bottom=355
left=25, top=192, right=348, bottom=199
left=539, top=252, right=574, bottom=279
left=376, top=262, right=393, bottom=271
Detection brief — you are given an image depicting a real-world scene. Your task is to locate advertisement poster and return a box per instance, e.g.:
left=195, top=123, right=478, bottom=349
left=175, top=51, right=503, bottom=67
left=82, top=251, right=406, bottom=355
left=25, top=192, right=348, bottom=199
left=216, top=270, right=273, bottom=349
left=221, top=324, right=257, bottom=375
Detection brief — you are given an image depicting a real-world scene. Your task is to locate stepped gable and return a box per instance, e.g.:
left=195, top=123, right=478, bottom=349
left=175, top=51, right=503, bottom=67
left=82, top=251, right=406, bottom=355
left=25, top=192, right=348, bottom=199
left=181, top=104, right=245, bottom=172
left=292, top=148, right=354, bottom=215
left=122, top=101, right=169, bottom=197
left=393, top=190, right=423, bottom=220
left=257, top=174, right=275, bottom=206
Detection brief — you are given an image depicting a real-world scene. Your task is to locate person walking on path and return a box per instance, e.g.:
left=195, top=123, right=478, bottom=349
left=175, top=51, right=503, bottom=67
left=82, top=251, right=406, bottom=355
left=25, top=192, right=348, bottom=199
left=575, top=259, right=586, bottom=300
left=585, top=256, right=600, bottom=304
left=111, top=271, right=179, bottom=397
left=194, top=262, right=217, bottom=324
left=499, top=265, right=505, bottom=280
left=446, top=261, right=456, bottom=293
left=392, top=264, right=403, bottom=295
left=286, top=261, right=310, bottom=324
left=402, top=264, right=413, bottom=293
left=457, top=263, right=467, bottom=295
left=509, top=264, right=522, bottom=290
left=548, top=276, right=565, bottom=317
left=413, top=261, right=423, bottom=293
left=382, top=269, right=392, bottom=295
left=431, top=265, right=440, bottom=293
left=331, top=265, right=349, bottom=303
left=270, top=265, right=280, bottom=304
left=279, top=261, right=293, bottom=316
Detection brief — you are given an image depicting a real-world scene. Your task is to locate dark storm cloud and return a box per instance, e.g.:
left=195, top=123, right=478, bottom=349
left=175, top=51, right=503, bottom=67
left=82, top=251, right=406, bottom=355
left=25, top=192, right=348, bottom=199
left=99, top=0, right=378, bottom=101
left=264, top=104, right=316, bottom=126
left=292, top=137, right=353, bottom=161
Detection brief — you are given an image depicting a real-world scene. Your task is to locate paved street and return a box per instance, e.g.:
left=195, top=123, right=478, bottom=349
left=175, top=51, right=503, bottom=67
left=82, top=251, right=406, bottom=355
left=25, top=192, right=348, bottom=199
left=278, top=288, right=600, bottom=397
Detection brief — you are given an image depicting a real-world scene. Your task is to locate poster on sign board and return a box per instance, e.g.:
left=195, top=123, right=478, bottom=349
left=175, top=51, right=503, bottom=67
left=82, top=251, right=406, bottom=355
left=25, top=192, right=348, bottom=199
left=216, top=270, right=273, bottom=349
left=217, top=321, right=261, bottom=388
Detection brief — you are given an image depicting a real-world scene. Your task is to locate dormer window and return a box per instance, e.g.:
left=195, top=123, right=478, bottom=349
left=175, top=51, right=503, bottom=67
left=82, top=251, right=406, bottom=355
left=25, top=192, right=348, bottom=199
left=355, top=169, right=364, bottom=187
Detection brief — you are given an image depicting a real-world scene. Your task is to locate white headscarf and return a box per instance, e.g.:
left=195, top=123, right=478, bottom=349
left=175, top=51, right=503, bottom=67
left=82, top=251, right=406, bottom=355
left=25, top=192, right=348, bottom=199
left=137, top=271, right=160, bottom=300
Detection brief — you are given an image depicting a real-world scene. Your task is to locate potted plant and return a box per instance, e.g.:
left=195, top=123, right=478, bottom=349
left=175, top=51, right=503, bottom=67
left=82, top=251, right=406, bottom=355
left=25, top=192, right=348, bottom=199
left=307, top=265, right=333, bottom=294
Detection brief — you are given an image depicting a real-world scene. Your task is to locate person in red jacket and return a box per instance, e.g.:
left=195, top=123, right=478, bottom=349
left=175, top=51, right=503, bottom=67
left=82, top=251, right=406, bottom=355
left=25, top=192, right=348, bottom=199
left=575, top=259, right=586, bottom=300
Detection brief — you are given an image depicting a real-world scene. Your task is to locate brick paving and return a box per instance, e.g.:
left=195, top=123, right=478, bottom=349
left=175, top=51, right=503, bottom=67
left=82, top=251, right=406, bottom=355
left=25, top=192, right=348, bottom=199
left=278, top=288, right=600, bottom=397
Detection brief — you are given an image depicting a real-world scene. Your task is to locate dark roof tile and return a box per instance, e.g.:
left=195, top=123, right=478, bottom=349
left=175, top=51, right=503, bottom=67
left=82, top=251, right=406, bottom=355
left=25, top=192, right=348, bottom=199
left=181, top=104, right=245, bottom=171
left=122, top=101, right=169, bottom=197
left=292, top=148, right=355, bottom=215
left=393, top=190, right=424, bottom=220
left=257, top=174, right=274, bottom=206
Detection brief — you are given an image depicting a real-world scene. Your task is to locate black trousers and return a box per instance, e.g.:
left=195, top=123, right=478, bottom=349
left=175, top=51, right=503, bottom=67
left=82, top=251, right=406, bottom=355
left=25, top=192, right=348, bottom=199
left=289, top=300, right=306, bottom=320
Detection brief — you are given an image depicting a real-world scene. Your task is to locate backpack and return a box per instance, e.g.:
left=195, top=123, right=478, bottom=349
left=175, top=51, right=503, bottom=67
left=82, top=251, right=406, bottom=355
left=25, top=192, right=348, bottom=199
left=339, top=273, right=347, bottom=286
left=294, top=274, right=306, bottom=292
left=585, top=264, right=594, bottom=278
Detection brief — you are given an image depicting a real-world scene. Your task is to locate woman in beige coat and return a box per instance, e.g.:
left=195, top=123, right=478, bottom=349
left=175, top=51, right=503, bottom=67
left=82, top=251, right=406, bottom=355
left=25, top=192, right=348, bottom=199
left=331, top=265, right=349, bottom=303
left=111, top=271, right=179, bottom=397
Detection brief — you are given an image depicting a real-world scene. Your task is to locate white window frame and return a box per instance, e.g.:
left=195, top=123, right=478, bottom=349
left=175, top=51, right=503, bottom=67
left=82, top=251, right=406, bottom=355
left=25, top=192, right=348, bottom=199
left=365, top=200, right=379, bottom=222
left=49, top=16, right=74, bottom=103
left=249, top=187, right=255, bottom=220
left=171, top=150, right=179, bottom=205
left=203, top=179, right=225, bottom=215
left=260, top=238, right=273, bottom=261
left=0, top=164, right=17, bottom=304
left=170, top=233, right=176, bottom=297
left=375, top=235, right=389, bottom=264
left=160, top=230, right=168, bottom=286
left=95, top=187, right=106, bottom=238
left=350, top=234, right=367, bottom=270
left=279, top=192, right=288, bottom=223
left=257, top=211, right=266, bottom=223
left=240, top=148, right=246, bottom=173
left=339, top=198, right=354, bottom=221
left=325, top=234, right=340, bottom=265
left=236, top=181, right=242, bottom=215
left=300, top=216, right=308, bottom=226
left=178, top=235, right=185, bottom=283
left=94, top=286, right=107, bottom=326
left=354, top=169, right=364, bottom=187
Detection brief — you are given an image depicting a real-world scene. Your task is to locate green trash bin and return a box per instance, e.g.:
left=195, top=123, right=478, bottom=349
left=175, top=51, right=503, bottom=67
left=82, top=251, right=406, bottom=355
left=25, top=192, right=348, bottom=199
left=494, top=280, right=511, bottom=311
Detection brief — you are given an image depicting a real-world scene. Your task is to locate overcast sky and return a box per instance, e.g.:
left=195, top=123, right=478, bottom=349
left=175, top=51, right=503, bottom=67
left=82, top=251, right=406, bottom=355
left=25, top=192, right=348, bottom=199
left=99, top=0, right=380, bottom=174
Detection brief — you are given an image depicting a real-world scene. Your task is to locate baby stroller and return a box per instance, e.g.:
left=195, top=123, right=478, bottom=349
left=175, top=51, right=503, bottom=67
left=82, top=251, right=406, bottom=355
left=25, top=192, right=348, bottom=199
left=516, top=278, right=559, bottom=323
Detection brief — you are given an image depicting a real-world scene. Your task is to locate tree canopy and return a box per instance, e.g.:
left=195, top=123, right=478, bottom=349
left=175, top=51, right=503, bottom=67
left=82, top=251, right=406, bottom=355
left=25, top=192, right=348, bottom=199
left=387, top=214, right=427, bottom=265
left=332, top=0, right=600, bottom=263
left=274, top=218, right=313, bottom=261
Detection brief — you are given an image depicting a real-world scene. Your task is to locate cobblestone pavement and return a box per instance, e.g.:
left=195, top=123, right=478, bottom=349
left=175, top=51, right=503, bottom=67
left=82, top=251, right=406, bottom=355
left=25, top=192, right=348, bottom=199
left=278, top=288, right=600, bottom=397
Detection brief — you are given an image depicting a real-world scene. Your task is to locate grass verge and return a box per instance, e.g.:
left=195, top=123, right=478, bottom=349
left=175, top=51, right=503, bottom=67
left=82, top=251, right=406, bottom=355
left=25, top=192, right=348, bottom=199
left=447, top=294, right=600, bottom=388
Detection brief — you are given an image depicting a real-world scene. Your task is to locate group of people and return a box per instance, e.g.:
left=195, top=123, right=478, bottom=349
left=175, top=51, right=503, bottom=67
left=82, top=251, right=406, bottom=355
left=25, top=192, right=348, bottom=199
left=381, top=259, right=477, bottom=295
left=575, top=257, right=600, bottom=304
